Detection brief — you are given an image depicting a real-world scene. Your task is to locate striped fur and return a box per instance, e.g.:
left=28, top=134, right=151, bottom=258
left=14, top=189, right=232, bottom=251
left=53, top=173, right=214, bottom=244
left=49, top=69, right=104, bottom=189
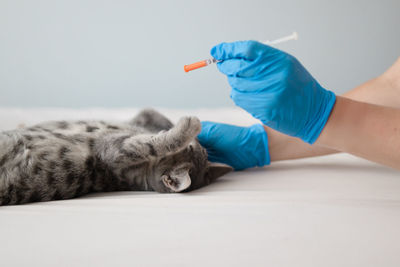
left=0, top=109, right=232, bottom=205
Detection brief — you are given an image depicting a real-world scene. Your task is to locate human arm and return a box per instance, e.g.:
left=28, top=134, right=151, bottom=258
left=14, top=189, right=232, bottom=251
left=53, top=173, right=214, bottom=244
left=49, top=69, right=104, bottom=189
left=208, top=40, right=400, bottom=169
left=315, top=96, right=400, bottom=170
left=267, top=60, right=400, bottom=161
left=198, top=71, right=400, bottom=168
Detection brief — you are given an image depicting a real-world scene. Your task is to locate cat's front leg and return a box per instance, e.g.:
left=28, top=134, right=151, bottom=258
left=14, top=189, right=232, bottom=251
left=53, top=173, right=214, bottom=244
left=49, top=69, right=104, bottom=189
left=151, top=116, right=201, bottom=154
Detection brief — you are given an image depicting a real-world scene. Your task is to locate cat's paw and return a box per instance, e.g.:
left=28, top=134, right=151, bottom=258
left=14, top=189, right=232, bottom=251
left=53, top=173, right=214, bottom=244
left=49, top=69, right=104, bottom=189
left=175, top=116, right=201, bottom=137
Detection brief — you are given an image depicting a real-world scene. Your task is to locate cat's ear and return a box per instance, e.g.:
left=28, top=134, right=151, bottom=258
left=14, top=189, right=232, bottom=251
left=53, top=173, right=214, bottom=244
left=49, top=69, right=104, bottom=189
left=205, top=162, right=233, bottom=182
left=162, top=170, right=191, bottom=192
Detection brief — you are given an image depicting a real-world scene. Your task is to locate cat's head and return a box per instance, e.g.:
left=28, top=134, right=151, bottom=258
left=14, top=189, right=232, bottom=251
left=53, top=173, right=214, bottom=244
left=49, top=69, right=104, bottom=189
left=149, top=137, right=232, bottom=193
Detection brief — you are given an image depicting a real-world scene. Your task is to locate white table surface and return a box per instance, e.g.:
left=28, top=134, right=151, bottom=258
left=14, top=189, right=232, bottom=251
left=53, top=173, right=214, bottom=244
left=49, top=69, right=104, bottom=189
left=0, top=108, right=399, bottom=267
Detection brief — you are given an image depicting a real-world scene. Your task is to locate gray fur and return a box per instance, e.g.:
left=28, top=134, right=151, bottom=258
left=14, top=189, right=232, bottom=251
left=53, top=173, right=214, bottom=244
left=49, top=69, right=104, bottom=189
left=0, top=109, right=232, bottom=205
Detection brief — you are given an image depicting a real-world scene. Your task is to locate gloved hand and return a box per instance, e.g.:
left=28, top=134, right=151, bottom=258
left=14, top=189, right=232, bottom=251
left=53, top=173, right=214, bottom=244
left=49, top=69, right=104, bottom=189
left=197, top=121, right=270, bottom=170
left=211, top=41, right=336, bottom=144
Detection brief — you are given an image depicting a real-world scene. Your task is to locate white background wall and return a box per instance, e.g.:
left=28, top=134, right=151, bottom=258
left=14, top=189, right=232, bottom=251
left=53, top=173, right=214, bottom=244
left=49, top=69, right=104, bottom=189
left=0, top=0, right=399, bottom=108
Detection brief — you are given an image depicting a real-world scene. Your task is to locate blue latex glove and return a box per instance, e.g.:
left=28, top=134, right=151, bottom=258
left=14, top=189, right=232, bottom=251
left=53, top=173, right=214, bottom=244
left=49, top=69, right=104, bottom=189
left=211, top=41, right=336, bottom=144
left=198, top=121, right=270, bottom=171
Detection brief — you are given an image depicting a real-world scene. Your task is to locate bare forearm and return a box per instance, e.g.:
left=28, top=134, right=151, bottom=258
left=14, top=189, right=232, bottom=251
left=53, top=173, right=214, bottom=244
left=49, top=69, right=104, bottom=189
left=267, top=57, right=400, bottom=162
left=266, top=78, right=389, bottom=161
left=316, top=96, right=400, bottom=170
left=265, top=126, right=336, bottom=161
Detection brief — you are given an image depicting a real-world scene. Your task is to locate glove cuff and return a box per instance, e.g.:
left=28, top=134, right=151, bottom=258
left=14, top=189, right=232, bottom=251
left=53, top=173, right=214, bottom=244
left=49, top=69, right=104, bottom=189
left=301, top=90, right=336, bottom=144
left=250, top=124, right=271, bottom=166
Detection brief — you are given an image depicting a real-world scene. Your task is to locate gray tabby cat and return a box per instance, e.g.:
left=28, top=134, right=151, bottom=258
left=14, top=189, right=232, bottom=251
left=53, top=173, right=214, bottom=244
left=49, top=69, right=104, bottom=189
left=0, top=109, right=232, bottom=205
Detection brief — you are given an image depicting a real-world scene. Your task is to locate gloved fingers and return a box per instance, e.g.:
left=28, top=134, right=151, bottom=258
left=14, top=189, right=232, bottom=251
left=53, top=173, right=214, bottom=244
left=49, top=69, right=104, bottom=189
left=197, top=121, right=215, bottom=146
left=227, top=76, right=272, bottom=93
left=216, top=59, right=254, bottom=77
left=198, top=121, right=236, bottom=145
left=211, top=40, right=275, bottom=61
left=217, top=57, right=279, bottom=79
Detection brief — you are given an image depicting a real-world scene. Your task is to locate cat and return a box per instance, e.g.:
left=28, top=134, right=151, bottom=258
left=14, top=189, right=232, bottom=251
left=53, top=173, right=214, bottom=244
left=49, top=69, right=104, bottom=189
left=0, top=109, right=232, bottom=205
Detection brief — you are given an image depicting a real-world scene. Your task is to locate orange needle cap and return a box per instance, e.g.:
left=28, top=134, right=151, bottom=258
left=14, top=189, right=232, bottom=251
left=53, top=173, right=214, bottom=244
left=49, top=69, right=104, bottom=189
left=184, top=60, right=208, bottom=72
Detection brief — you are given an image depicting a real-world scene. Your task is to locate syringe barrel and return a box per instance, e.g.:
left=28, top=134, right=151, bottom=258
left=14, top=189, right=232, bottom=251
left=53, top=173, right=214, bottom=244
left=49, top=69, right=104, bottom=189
left=184, top=32, right=298, bottom=73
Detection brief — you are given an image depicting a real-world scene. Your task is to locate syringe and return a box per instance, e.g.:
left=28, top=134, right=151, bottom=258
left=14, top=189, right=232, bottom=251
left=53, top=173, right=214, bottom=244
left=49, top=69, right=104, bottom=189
left=184, top=32, right=298, bottom=73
